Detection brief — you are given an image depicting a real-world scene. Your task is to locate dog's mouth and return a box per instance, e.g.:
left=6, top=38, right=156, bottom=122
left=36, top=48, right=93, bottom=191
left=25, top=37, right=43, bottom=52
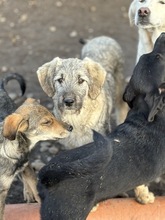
left=58, top=103, right=82, bottom=115
left=137, top=19, right=160, bottom=29
left=61, top=108, right=81, bottom=115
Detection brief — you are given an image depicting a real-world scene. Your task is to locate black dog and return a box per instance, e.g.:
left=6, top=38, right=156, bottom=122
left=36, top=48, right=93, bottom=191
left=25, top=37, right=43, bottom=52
left=37, top=33, right=165, bottom=220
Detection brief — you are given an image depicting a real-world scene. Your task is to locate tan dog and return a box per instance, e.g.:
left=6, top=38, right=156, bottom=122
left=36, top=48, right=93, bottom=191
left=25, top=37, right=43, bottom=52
left=129, top=0, right=165, bottom=62
left=0, top=98, right=72, bottom=220
left=37, top=57, right=116, bottom=149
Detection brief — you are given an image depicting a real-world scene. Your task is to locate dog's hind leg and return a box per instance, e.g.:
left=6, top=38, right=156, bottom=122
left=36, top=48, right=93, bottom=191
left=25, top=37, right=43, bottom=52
left=21, top=164, right=40, bottom=203
left=134, top=185, right=155, bottom=204
left=0, top=177, right=13, bottom=220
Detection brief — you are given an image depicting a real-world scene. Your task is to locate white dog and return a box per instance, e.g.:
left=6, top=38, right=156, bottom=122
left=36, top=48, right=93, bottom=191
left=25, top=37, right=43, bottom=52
left=129, top=0, right=165, bottom=62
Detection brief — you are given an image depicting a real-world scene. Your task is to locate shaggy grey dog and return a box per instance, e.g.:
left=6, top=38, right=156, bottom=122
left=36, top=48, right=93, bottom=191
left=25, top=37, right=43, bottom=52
left=37, top=36, right=127, bottom=149
left=81, top=36, right=127, bottom=126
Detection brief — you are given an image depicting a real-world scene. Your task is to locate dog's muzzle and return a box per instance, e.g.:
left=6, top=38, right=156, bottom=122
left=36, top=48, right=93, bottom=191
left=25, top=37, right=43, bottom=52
left=63, top=97, right=75, bottom=107
left=137, top=7, right=150, bottom=25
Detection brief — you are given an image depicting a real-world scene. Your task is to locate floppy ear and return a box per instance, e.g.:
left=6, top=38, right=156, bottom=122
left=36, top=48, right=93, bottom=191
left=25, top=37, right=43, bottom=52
left=128, top=0, right=136, bottom=26
left=123, top=82, right=136, bottom=108
left=22, top=98, right=40, bottom=105
left=37, top=57, right=62, bottom=97
left=3, top=113, right=29, bottom=140
left=83, top=57, right=106, bottom=100
left=148, top=84, right=165, bottom=122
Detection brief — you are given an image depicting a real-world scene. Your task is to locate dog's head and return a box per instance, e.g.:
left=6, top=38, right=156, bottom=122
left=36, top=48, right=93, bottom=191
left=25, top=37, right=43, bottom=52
left=123, top=32, right=165, bottom=121
left=129, top=0, right=165, bottom=29
left=37, top=57, right=106, bottom=115
left=2, top=98, right=73, bottom=146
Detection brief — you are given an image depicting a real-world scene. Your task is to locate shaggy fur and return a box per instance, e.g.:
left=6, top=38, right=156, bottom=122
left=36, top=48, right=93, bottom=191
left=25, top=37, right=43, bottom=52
left=81, top=36, right=127, bottom=124
left=129, top=0, right=165, bottom=62
left=37, top=36, right=126, bottom=149
left=37, top=33, right=165, bottom=220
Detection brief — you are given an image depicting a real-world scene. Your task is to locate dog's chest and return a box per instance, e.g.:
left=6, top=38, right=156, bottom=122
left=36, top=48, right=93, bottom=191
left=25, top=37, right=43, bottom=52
left=59, top=113, right=106, bottom=149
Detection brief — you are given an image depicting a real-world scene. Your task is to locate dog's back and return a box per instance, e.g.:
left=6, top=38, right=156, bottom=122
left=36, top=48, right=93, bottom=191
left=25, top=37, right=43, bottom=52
left=81, top=36, right=127, bottom=124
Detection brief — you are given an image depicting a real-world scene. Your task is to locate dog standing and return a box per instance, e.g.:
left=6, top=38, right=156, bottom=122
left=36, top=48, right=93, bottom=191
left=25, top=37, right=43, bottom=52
left=37, top=36, right=126, bottom=149
left=0, top=73, right=72, bottom=220
left=128, top=0, right=165, bottom=62
left=37, top=32, right=165, bottom=220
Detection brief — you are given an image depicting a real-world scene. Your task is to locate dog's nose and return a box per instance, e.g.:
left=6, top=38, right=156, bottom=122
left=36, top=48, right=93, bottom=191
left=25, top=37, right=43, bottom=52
left=68, top=125, right=73, bottom=132
left=65, top=124, right=73, bottom=132
left=64, top=98, right=75, bottom=107
left=138, top=7, right=150, bottom=17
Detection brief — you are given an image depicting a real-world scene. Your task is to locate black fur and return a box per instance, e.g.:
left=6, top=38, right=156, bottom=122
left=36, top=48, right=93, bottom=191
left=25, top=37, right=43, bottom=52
left=38, top=33, right=165, bottom=220
left=0, top=73, right=26, bottom=121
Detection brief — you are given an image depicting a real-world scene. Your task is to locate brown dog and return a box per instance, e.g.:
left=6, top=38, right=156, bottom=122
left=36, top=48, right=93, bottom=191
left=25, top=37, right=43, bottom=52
left=0, top=98, right=72, bottom=220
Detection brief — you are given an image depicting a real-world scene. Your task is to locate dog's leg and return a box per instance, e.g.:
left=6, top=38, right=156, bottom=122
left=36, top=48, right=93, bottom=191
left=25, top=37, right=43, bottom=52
left=21, top=164, right=40, bottom=203
left=0, top=189, right=8, bottom=220
left=134, top=185, right=155, bottom=204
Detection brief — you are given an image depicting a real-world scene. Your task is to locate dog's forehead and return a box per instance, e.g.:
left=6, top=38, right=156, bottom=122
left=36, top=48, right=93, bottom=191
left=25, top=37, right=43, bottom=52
left=61, top=58, right=85, bottom=71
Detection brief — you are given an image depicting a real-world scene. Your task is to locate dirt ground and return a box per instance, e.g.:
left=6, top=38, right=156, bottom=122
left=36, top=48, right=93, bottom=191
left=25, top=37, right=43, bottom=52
left=0, top=0, right=164, bottom=204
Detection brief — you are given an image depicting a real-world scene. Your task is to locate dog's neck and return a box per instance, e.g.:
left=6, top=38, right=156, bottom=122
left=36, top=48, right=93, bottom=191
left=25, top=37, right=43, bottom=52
left=137, top=27, right=165, bottom=62
left=1, top=134, right=29, bottom=162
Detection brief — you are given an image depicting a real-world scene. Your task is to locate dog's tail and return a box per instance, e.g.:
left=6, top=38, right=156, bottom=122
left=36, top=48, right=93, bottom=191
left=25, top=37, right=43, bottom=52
left=38, top=131, right=113, bottom=187
left=0, top=73, right=26, bottom=96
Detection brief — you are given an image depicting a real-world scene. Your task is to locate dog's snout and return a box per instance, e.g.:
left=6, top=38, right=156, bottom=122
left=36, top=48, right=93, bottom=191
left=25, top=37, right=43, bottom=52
left=64, top=98, right=75, bottom=107
left=63, top=123, right=73, bottom=132
left=138, top=7, right=150, bottom=17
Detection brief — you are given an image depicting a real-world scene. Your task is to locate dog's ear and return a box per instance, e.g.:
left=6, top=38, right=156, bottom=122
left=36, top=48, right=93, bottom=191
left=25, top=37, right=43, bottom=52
left=123, top=83, right=136, bottom=108
left=83, top=57, right=106, bottom=100
left=22, top=98, right=40, bottom=105
left=37, top=57, right=62, bottom=97
left=128, top=0, right=136, bottom=26
left=148, top=83, right=165, bottom=122
left=3, top=113, right=29, bottom=140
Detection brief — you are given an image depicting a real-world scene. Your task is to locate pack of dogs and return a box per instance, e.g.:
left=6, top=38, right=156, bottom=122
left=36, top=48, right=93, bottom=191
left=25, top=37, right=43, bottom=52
left=0, top=1, right=165, bottom=220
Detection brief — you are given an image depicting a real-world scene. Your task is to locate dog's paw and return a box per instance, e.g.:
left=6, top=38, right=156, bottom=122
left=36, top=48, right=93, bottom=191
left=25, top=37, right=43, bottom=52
left=134, top=185, right=155, bottom=204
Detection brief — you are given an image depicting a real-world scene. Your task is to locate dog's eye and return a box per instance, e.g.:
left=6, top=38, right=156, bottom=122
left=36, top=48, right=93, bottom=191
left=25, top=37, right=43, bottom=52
left=159, top=1, right=165, bottom=4
left=78, top=78, right=85, bottom=84
left=41, top=119, right=52, bottom=126
left=57, top=78, right=63, bottom=84
left=139, top=0, right=145, bottom=2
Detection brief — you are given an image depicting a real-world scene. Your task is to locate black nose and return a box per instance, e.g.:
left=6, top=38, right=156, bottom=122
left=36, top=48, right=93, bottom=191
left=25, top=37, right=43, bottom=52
left=63, top=98, right=75, bottom=107
left=67, top=124, right=73, bottom=132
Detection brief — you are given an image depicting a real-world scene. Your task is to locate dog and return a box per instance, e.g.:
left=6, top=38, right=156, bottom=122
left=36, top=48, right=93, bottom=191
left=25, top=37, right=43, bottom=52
left=37, top=36, right=126, bottom=149
left=128, top=0, right=165, bottom=62
left=0, top=78, right=72, bottom=220
left=37, top=33, right=165, bottom=220
left=81, top=36, right=127, bottom=125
